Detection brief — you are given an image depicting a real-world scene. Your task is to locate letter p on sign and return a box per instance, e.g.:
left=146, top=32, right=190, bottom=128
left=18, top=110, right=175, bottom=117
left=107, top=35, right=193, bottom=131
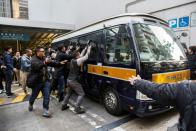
left=169, top=19, right=177, bottom=28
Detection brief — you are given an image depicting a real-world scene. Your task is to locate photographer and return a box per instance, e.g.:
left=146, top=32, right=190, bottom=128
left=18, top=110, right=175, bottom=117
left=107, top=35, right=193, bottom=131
left=129, top=75, right=196, bottom=131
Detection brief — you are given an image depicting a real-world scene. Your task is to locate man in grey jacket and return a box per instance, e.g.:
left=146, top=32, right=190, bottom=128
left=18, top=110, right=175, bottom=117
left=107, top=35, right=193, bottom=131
left=62, top=45, right=92, bottom=114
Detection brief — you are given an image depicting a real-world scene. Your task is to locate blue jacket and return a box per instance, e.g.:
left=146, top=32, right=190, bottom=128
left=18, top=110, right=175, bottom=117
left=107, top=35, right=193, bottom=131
left=21, top=55, right=31, bottom=72
left=3, top=52, right=13, bottom=71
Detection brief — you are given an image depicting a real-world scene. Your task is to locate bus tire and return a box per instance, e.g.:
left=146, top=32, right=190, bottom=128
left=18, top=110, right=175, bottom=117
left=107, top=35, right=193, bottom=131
left=103, top=87, right=123, bottom=116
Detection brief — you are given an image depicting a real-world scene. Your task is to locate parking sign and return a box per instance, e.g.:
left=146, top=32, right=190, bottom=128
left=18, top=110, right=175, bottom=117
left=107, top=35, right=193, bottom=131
left=179, top=16, right=189, bottom=27
left=168, top=19, right=177, bottom=28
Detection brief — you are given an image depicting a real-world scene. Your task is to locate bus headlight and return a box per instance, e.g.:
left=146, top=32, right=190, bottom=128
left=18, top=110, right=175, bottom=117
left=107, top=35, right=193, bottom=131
left=136, top=91, right=152, bottom=100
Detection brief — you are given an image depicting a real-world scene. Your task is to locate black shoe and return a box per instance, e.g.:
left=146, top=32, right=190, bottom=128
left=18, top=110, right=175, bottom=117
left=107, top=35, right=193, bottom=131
left=9, top=93, right=14, bottom=96
left=24, top=90, right=28, bottom=95
left=28, top=104, right=33, bottom=112
left=59, top=94, right=64, bottom=102
left=6, top=93, right=14, bottom=98
left=6, top=94, right=12, bottom=98
left=61, top=105, right=69, bottom=111
left=74, top=107, right=85, bottom=114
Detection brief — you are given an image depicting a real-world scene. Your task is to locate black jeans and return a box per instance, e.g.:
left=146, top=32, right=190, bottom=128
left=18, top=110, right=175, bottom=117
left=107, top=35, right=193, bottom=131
left=5, top=70, right=13, bottom=95
left=29, top=81, right=51, bottom=110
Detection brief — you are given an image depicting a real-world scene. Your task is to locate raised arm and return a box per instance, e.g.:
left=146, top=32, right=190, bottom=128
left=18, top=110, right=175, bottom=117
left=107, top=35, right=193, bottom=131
left=80, top=46, right=88, bottom=57
left=77, top=46, right=91, bottom=66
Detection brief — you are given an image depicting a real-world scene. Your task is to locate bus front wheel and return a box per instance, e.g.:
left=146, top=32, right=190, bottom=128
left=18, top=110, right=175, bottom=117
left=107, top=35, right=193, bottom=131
left=103, top=87, right=123, bottom=116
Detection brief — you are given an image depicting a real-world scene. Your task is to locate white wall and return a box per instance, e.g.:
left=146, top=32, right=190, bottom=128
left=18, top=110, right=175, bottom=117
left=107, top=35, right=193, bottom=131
left=29, top=0, right=130, bottom=28
left=29, top=0, right=196, bottom=29
left=126, top=0, right=194, bottom=14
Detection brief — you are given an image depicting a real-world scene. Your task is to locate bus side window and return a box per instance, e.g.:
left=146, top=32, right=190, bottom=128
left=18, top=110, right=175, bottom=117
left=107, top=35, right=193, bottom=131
left=79, top=31, right=102, bottom=62
left=105, top=25, right=133, bottom=64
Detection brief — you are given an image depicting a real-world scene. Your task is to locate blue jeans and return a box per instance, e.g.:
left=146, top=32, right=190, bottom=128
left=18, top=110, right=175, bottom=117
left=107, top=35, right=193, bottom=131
left=29, top=81, right=51, bottom=110
left=5, top=70, right=13, bottom=95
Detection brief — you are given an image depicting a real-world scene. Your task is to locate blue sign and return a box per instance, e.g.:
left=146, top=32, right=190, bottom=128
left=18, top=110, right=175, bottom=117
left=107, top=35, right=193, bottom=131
left=179, top=16, right=189, bottom=27
left=168, top=19, right=178, bottom=28
left=0, top=33, right=30, bottom=41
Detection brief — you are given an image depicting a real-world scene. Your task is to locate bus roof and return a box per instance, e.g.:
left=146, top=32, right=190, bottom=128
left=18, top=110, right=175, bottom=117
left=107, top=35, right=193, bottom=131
left=52, top=13, right=168, bottom=43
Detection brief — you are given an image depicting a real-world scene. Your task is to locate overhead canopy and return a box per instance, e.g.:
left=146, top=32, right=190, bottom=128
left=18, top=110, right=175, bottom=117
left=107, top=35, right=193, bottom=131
left=0, top=17, right=75, bottom=52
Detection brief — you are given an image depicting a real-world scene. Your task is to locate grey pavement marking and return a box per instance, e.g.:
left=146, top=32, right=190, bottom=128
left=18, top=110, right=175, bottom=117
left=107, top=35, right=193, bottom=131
left=50, top=95, right=104, bottom=128
left=93, top=114, right=136, bottom=131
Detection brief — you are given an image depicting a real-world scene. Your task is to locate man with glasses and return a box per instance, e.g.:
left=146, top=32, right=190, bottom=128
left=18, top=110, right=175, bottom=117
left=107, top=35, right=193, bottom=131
left=28, top=47, right=66, bottom=118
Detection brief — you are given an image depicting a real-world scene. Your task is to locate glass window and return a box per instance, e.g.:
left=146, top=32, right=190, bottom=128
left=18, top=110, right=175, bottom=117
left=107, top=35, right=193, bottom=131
left=79, top=31, right=102, bottom=61
left=191, top=12, right=196, bottom=27
left=105, top=25, right=132, bottom=64
left=133, top=23, right=186, bottom=62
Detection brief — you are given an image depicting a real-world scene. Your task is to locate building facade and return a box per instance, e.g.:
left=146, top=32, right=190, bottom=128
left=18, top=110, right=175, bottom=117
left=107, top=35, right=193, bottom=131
left=0, top=0, right=11, bottom=17
left=0, top=0, right=28, bottom=19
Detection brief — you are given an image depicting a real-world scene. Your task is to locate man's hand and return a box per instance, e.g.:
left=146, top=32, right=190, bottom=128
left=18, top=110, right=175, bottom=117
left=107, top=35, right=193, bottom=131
left=128, top=75, right=141, bottom=85
left=44, top=57, right=52, bottom=64
left=13, top=68, right=17, bottom=72
left=60, top=60, right=68, bottom=65
left=76, top=46, right=80, bottom=51
left=87, top=45, right=92, bottom=53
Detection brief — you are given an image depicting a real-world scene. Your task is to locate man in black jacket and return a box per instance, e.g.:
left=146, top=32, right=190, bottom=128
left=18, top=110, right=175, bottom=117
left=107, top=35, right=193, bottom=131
left=28, top=47, right=66, bottom=118
left=53, top=45, right=77, bottom=102
left=129, top=75, right=196, bottom=131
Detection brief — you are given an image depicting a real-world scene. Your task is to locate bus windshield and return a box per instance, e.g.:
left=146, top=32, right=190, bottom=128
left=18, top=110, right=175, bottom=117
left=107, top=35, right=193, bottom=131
left=133, top=23, right=186, bottom=62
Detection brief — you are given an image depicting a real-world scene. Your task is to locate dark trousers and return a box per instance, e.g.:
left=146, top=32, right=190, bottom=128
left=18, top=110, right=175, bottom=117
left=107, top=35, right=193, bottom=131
left=52, top=75, right=65, bottom=97
left=63, top=80, right=85, bottom=108
left=5, top=70, right=13, bottom=95
left=29, top=81, right=51, bottom=110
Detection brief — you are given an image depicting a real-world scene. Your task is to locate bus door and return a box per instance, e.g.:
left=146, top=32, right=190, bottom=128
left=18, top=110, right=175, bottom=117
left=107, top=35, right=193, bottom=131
left=80, top=30, right=104, bottom=97
left=102, top=24, right=137, bottom=103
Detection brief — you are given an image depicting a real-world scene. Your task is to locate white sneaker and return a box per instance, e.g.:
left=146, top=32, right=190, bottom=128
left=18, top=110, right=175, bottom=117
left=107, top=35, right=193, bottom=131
left=42, top=109, right=52, bottom=118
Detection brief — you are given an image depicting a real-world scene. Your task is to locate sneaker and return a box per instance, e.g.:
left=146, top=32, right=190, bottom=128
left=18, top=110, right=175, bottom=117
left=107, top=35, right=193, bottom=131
left=74, top=107, right=85, bottom=114
left=28, top=104, right=33, bottom=112
left=42, top=109, right=52, bottom=118
left=61, top=105, right=69, bottom=111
